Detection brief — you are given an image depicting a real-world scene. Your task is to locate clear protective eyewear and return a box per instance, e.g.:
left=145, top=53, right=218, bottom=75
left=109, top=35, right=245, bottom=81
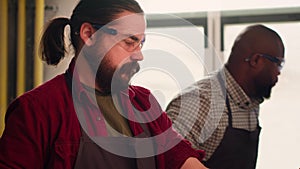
left=245, top=53, right=285, bottom=71
left=92, top=23, right=145, bottom=52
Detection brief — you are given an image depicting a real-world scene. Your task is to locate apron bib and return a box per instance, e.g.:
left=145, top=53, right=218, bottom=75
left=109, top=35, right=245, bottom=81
left=204, top=73, right=261, bottom=169
left=74, top=123, right=156, bottom=169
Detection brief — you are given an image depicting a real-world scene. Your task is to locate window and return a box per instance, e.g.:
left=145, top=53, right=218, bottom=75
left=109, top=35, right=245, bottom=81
left=131, top=26, right=205, bottom=109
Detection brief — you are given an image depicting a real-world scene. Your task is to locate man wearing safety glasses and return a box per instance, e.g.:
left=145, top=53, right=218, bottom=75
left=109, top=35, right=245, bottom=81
left=0, top=0, right=208, bottom=168
left=167, top=24, right=285, bottom=169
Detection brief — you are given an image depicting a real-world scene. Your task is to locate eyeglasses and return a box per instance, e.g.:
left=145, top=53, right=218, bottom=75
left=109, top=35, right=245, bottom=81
left=91, top=23, right=145, bottom=52
left=245, top=53, right=285, bottom=71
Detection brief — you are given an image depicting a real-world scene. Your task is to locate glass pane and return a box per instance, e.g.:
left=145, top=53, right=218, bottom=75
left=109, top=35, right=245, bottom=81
left=131, top=26, right=205, bottom=109
left=224, top=22, right=300, bottom=169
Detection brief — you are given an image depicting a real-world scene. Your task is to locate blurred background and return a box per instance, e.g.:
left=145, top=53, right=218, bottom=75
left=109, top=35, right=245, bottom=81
left=0, top=0, right=299, bottom=168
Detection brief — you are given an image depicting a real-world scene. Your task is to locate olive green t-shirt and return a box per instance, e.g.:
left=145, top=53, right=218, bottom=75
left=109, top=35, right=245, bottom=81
left=82, top=84, right=132, bottom=137
left=95, top=94, right=133, bottom=137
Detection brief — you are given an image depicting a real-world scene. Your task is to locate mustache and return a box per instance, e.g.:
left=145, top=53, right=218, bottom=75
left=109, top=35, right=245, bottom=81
left=118, top=61, right=140, bottom=74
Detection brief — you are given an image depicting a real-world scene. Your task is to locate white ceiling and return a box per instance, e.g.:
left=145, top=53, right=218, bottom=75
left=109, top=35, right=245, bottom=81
left=136, top=0, right=300, bottom=13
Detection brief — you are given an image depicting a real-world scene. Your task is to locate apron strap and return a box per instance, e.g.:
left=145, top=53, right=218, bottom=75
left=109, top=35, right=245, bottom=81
left=225, top=95, right=233, bottom=127
left=217, top=71, right=233, bottom=127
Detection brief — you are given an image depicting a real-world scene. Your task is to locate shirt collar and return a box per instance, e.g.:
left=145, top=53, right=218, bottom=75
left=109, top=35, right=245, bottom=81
left=223, top=67, right=263, bottom=109
left=66, top=57, right=98, bottom=107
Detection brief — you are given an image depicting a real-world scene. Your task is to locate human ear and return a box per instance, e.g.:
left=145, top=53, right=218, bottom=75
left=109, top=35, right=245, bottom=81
left=79, top=22, right=95, bottom=46
left=248, top=53, right=267, bottom=72
left=248, top=53, right=260, bottom=67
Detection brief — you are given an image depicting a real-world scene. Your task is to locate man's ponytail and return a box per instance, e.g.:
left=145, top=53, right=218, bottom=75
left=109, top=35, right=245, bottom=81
left=40, top=17, right=70, bottom=65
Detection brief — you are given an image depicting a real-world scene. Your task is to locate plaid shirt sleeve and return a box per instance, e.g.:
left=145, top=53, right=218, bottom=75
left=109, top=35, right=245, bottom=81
left=166, top=78, right=227, bottom=161
left=166, top=87, right=211, bottom=146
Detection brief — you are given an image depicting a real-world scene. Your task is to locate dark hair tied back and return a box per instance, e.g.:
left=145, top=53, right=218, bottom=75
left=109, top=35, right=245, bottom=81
left=40, top=0, right=143, bottom=66
left=40, top=17, right=70, bottom=65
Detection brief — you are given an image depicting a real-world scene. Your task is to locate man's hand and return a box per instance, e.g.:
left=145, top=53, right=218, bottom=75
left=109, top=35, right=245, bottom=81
left=180, top=157, right=208, bottom=169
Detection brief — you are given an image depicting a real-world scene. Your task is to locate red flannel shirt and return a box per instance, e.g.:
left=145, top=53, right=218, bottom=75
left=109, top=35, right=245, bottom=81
left=0, top=58, right=204, bottom=169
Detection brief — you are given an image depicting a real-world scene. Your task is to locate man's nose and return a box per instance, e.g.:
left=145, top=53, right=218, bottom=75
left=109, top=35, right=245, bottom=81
left=277, top=66, right=282, bottom=76
left=130, top=50, right=144, bottom=61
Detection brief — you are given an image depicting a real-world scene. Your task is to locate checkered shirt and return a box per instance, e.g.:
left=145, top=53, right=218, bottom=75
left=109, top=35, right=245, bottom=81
left=166, top=67, right=263, bottom=161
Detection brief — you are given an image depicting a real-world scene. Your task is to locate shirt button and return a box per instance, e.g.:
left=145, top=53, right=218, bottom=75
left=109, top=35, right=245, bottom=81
left=96, top=116, right=101, bottom=121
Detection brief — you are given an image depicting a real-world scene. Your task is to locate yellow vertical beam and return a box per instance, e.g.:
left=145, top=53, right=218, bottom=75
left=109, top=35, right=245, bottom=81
left=0, top=0, right=8, bottom=136
left=17, top=0, right=26, bottom=96
left=33, top=0, right=44, bottom=87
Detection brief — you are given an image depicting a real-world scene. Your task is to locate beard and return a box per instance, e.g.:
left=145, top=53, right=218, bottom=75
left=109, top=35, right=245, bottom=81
left=96, top=59, right=140, bottom=94
left=257, top=84, right=273, bottom=99
left=82, top=39, right=140, bottom=94
left=254, top=70, right=277, bottom=99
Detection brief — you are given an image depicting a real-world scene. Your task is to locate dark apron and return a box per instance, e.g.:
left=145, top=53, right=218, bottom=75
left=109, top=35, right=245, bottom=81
left=74, top=129, right=137, bottom=169
left=73, top=125, right=156, bottom=169
left=65, top=70, right=156, bottom=169
left=203, top=73, right=261, bottom=169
